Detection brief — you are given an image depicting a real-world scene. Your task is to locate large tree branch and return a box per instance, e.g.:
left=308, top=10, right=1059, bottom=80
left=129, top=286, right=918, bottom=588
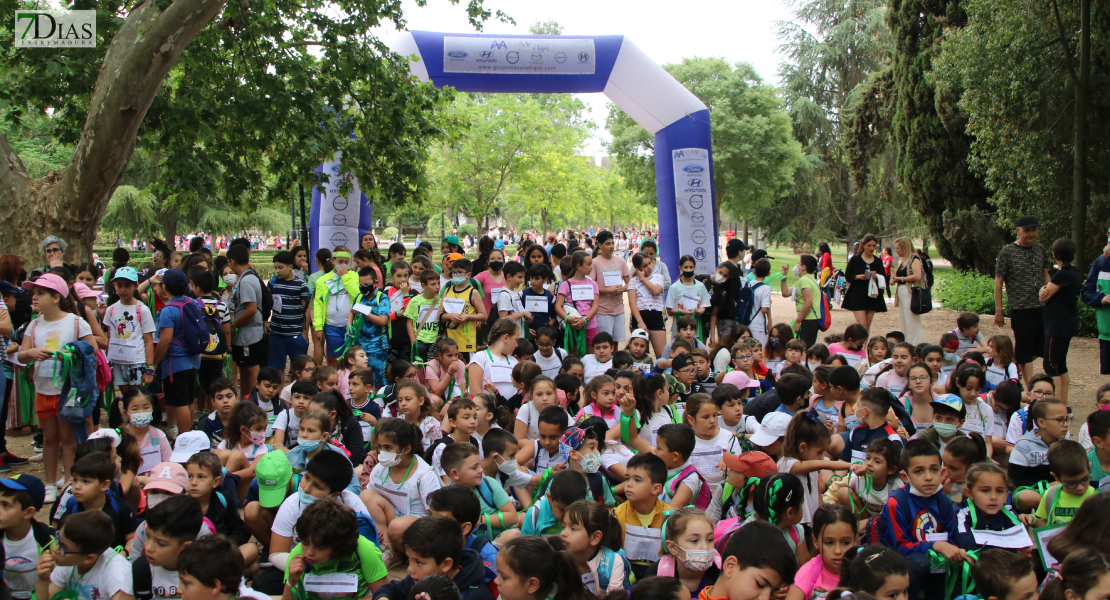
left=61, top=0, right=229, bottom=227
left=1049, top=0, right=1080, bottom=86
left=0, top=132, right=31, bottom=206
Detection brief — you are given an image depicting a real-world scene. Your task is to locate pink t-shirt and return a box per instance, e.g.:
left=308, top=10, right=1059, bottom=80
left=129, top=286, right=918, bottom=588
left=425, top=359, right=467, bottom=399
left=475, top=271, right=507, bottom=317
left=793, top=556, right=839, bottom=600
left=827, top=343, right=867, bottom=367
left=589, top=254, right=630, bottom=316
left=558, top=278, right=599, bottom=329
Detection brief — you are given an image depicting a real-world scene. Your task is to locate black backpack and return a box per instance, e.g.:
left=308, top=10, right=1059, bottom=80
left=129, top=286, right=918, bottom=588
left=734, top=281, right=764, bottom=326
left=241, top=268, right=274, bottom=321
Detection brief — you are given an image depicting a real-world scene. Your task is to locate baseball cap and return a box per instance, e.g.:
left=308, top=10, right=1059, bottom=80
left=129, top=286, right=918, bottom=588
left=256, top=451, right=293, bottom=508
left=750, top=412, right=792, bottom=447
left=1015, top=215, right=1039, bottom=228
left=630, top=329, right=650, bottom=342
left=0, top=280, right=23, bottom=296
left=727, top=238, right=750, bottom=253
left=750, top=249, right=774, bottom=262
left=442, top=235, right=461, bottom=247
left=22, top=273, right=69, bottom=297
left=144, top=462, right=189, bottom=494
left=722, top=370, right=761, bottom=390
left=170, top=431, right=211, bottom=463
left=446, top=253, right=465, bottom=262
left=73, top=282, right=98, bottom=301
left=0, top=475, right=46, bottom=510
left=931, top=394, right=967, bottom=419
left=112, top=266, right=139, bottom=283
left=671, top=354, right=694, bottom=373
left=722, top=451, right=777, bottom=480
left=87, top=428, right=122, bottom=447
left=161, top=268, right=189, bottom=291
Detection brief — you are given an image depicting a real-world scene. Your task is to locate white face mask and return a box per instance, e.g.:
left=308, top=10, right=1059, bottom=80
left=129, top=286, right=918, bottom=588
left=147, top=493, right=170, bottom=508
left=223, top=274, right=238, bottom=286
left=496, top=456, right=519, bottom=475
left=792, top=265, right=800, bottom=277
left=378, top=451, right=401, bottom=468
left=713, top=274, right=725, bottom=284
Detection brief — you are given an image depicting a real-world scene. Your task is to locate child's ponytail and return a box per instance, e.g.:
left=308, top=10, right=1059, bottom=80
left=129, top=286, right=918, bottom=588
left=1041, top=549, right=1110, bottom=600
left=784, top=412, right=832, bottom=460
left=833, top=544, right=909, bottom=596
left=502, top=537, right=592, bottom=600
left=946, top=432, right=988, bottom=466
left=633, top=372, right=667, bottom=427
left=752, top=473, right=804, bottom=527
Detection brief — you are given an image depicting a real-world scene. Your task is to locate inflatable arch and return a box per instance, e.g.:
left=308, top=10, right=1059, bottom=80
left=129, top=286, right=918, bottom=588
left=311, top=31, right=718, bottom=276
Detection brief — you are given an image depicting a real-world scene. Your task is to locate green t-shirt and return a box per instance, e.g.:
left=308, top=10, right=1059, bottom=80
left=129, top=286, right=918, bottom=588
left=792, top=274, right=821, bottom=321
left=404, top=294, right=441, bottom=344
left=1035, top=484, right=1098, bottom=524
left=1088, top=447, right=1110, bottom=490
left=475, top=476, right=512, bottom=535
left=286, top=536, right=387, bottom=599
left=1096, top=273, right=1110, bottom=340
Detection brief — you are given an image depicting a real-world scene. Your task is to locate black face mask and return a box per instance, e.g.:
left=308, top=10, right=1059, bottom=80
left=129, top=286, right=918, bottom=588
left=360, top=284, right=374, bottom=295
left=681, top=269, right=695, bottom=278
left=489, top=261, right=504, bottom=271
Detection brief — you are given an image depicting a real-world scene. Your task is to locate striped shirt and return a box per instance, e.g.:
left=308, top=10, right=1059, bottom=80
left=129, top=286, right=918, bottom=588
left=267, top=275, right=309, bottom=336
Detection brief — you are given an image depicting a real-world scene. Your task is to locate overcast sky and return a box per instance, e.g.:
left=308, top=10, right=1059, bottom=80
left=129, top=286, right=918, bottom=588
left=376, top=0, right=797, bottom=158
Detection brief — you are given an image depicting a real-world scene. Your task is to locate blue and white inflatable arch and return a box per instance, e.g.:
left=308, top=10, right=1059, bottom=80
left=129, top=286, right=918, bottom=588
left=312, top=31, right=718, bottom=276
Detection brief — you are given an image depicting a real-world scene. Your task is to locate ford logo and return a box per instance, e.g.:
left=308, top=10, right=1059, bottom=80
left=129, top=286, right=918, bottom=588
left=447, top=51, right=468, bottom=58
left=683, top=165, right=705, bottom=173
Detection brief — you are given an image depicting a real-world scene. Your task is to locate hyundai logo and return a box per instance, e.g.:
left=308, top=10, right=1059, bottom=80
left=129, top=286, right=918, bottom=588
left=480, top=51, right=493, bottom=58
left=447, top=50, right=468, bottom=58
left=688, top=179, right=703, bottom=187
left=683, top=165, right=705, bottom=173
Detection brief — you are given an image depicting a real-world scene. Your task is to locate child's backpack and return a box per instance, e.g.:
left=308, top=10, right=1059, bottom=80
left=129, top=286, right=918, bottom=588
left=355, top=512, right=380, bottom=548
left=816, top=286, right=833, bottom=332
left=200, top=298, right=228, bottom=357
left=667, top=465, right=712, bottom=511
left=733, top=281, right=764, bottom=327
left=596, top=547, right=633, bottom=593
left=242, top=268, right=274, bottom=321
left=165, top=296, right=209, bottom=356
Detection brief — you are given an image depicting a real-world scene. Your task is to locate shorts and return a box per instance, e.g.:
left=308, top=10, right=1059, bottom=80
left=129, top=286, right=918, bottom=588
left=1010, top=307, right=1045, bottom=364
left=111, top=363, right=145, bottom=386
left=633, top=309, right=666, bottom=332
left=35, top=393, right=60, bottom=422
left=199, top=359, right=226, bottom=396
left=716, top=318, right=738, bottom=339
left=232, top=337, right=268, bottom=367
left=1043, top=336, right=1072, bottom=377
left=323, top=324, right=347, bottom=358
left=162, top=368, right=198, bottom=407
left=594, top=314, right=627, bottom=342
left=1102, top=339, right=1110, bottom=375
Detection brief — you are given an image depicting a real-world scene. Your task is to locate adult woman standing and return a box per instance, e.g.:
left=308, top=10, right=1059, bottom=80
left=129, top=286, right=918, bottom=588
left=841, top=234, right=887, bottom=331
left=890, top=237, right=925, bottom=345
left=467, top=318, right=519, bottom=399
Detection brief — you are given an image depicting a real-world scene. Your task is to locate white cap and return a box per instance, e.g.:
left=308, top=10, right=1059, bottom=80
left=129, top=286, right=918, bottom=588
left=750, top=412, right=792, bottom=447
left=630, top=329, right=650, bottom=341
left=170, top=431, right=211, bottom=462
left=87, top=428, right=122, bottom=447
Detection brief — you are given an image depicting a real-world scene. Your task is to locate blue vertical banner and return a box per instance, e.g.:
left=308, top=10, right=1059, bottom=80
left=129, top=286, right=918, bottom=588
left=309, top=153, right=373, bottom=262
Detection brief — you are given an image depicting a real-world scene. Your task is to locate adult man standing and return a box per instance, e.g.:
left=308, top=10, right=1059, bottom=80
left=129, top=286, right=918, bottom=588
left=994, top=215, right=1051, bottom=387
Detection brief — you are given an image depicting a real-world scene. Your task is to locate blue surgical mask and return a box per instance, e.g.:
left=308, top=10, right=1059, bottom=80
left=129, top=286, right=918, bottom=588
left=298, top=438, right=321, bottom=452
left=451, top=276, right=467, bottom=285
left=934, top=422, right=959, bottom=438
left=297, top=487, right=317, bottom=507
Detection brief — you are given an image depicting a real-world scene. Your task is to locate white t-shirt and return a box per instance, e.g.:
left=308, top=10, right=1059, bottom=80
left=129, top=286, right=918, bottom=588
left=960, top=400, right=995, bottom=438
left=691, top=429, right=734, bottom=490
left=581, top=355, right=612, bottom=384
left=664, top=281, right=711, bottom=334
left=749, top=281, right=773, bottom=335
left=719, top=415, right=759, bottom=437
left=217, top=439, right=271, bottom=461
left=103, top=302, right=156, bottom=364
left=600, top=441, right=634, bottom=470
left=495, top=289, right=526, bottom=333
left=274, top=410, right=301, bottom=446
left=986, top=362, right=1020, bottom=387
left=1080, top=422, right=1093, bottom=450
left=534, top=348, right=568, bottom=379
left=468, top=350, right=519, bottom=399
left=50, top=550, right=132, bottom=600
left=643, top=409, right=676, bottom=449
left=711, top=348, right=732, bottom=374
left=32, top=314, right=93, bottom=395
left=272, top=490, right=368, bottom=544
left=5, top=528, right=41, bottom=598
left=367, top=457, right=442, bottom=517
left=151, top=564, right=181, bottom=600
left=516, top=402, right=571, bottom=442
left=629, top=274, right=665, bottom=312
left=778, top=456, right=820, bottom=525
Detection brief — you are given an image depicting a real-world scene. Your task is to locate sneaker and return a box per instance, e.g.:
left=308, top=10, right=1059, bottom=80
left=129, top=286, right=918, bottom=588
left=3, top=454, right=29, bottom=466
left=0, top=459, right=11, bottom=473
left=29, top=453, right=43, bottom=463
left=166, top=426, right=179, bottom=443
left=43, top=484, right=56, bottom=504
left=55, top=476, right=65, bottom=488
left=31, top=441, right=42, bottom=454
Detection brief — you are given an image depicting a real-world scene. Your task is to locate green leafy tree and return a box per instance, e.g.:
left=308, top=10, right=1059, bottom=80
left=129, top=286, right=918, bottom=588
left=606, top=57, right=801, bottom=220
left=0, top=0, right=507, bottom=266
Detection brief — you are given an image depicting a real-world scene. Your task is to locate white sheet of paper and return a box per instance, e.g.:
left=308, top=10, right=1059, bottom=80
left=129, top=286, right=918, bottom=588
left=441, top=298, right=465, bottom=315
left=841, top=353, right=861, bottom=366
left=272, top=293, right=283, bottom=314
left=303, top=573, right=358, bottom=594
left=490, top=287, right=504, bottom=302
left=525, top=296, right=547, bottom=312
left=925, top=532, right=948, bottom=543
left=390, top=295, right=405, bottom=313
left=1036, top=525, right=1066, bottom=570
left=490, top=364, right=514, bottom=383
left=351, top=303, right=372, bottom=316
left=971, top=524, right=1033, bottom=549
left=623, top=525, right=663, bottom=561
left=570, top=284, right=593, bottom=302
left=418, top=304, right=439, bottom=322
left=680, top=293, right=701, bottom=310
left=602, top=271, right=624, bottom=287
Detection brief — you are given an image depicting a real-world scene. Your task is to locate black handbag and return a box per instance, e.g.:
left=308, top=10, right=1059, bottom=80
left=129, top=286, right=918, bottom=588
left=911, top=285, right=932, bottom=315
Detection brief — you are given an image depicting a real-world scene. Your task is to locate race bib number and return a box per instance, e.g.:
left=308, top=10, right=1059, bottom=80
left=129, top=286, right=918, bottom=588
left=418, top=304, right=439, bottom=323
left=623, top=525, right=662, bottom=561
left=602, top=271, right=624, bottom=287
left=303, top=573, right=358, bottom=594
left=490, top=364, right=514, bottom=383
left=570, top=284, right=593, bottom=302
left=680, top=293, right=700, bottom=310
left=525, top=296, right=547, bottom=313
left=441, top=298, right=466, bottom=315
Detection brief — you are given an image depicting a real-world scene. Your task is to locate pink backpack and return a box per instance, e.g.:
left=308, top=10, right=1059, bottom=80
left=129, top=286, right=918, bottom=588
left=667, top=465, right=713, bottom=511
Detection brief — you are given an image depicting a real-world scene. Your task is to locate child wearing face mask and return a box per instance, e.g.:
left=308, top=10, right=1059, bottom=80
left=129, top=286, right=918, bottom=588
left=478, top=428, right=534, bottom=510
left=121, top=388, right=172, bottom=478
left=827, top=323, right=869, bottom=369
left=646, top=507, right=720, bottom=596
left=349, top=269, right=390, bottom=385
left=938, top=333, right=961, bottom=388
left=312, top=246, right=360, bottom=367
left=547, top=425, right=616, bottom=506
left=215, top=403, right=271, bottom=500
left=664, top=255, right=710, bottom=338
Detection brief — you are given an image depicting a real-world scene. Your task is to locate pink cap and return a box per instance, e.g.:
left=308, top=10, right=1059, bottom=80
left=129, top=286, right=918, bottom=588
left=722, top=370, right=761, bottom=390
left=144, top=462, right=188, bottom=494
left=73, top=282, right=98, bottom=301
left=22, top=274, right=69, bottom=298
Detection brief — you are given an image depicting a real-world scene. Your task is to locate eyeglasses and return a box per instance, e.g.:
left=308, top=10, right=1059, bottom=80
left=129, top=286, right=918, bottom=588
left=908, top=375, right=931, bottom=383
left=51, top=532, right=70, bottom=556
left=1046, top=416, right=1072, bottom=426
left=1031, top=390, right=1055, bottom=398
left=536, top=342, right=553, bottom=349
left=1060, top=477, right=1089, bottom=489
left=45, top=248, right=62, bottom=255
left=734, top=355, right=753, bottom=362
left=676, top=368, right=696, bottom=376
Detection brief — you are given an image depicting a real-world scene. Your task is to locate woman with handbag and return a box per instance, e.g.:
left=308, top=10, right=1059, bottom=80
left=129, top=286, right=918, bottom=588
left=891, top=237, right=926, bottom=345
left=841, top=234, right=888, bottom=331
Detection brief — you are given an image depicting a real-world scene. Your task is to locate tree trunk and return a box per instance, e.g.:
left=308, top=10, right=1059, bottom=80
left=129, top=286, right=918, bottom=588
left=1072, top=0, right=1091, bottom=273
left=0, top=0, right=228, bottom=268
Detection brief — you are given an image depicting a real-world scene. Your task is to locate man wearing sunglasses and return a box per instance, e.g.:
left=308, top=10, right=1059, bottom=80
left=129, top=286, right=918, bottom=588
left=30, top=235, right=77, bottom=279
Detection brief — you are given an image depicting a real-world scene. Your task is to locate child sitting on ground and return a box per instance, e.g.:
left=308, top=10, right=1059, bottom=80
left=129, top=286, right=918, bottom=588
left=282, top=498, right=388, bottom=600
left=177, top=534, right=272, bottom=600
left=133, top=495, right=204, bottom=600
left=1, top=475, right=51, bottom=600
left=51, top=452, right=136, bottom=552
left=966, top=549, right=1037, bottom=600
left=1009, top=397, right=1069, bottom=512
left=185, top=451, right=255, bottom=565
left=201, top=378, right=239, bottom=449
left=273, top=380, right=318, bottom=451
left=701, top=520, right=799, bottom=600
left=520, top=469, right=589, bottom=537
left=1023, top=439, right=1095, bottom=528
left=244, top=366, right=285, bottom=439
left=427, top=486, right=500, bottom=579
left=372, top=515, right=494, bottom=600
left=440, top=443, right=518, bottom=539
left=34, top=511, right=131, bottom=600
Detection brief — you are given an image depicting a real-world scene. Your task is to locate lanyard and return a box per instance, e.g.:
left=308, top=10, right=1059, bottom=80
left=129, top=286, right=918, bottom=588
left=382, top=455, right=416, bottom=485
left=485, top=349, right=509, bottom=364
left=968, top=504, right=1020, bottom=530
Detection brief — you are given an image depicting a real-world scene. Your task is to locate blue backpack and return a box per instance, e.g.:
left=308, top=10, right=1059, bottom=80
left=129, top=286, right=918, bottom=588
left=355, top=512, right=380, bottom=547
left=733, top=282, right=764, bottom=326
left=596, top=547, right=633, bottom=592
left=166, top=296, right=209, bottom=355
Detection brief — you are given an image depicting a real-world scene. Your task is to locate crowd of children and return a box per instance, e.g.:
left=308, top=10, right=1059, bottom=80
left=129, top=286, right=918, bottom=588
left=6, top=233, right=1110, bottom=600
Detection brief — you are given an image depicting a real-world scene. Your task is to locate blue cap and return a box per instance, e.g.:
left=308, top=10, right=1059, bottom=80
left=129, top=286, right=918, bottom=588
left=112, top=266, right=139, bottom=283
left=0, top=475, right=46, bottom=510
left=931, top=394, right=966, bottom=419
left=0, top=280, right=23, bottom=296
left=161, top=268, right=189, bottom=290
